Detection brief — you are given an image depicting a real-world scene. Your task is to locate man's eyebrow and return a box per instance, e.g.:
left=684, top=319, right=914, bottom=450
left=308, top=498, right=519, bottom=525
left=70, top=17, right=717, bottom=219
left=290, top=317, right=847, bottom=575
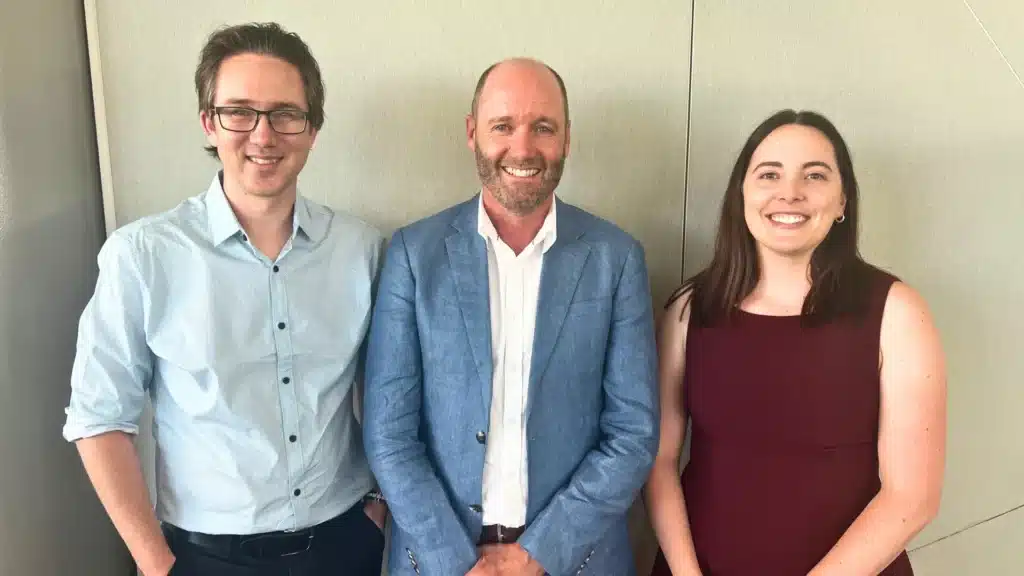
left=220, top=98, right=306, bottom=110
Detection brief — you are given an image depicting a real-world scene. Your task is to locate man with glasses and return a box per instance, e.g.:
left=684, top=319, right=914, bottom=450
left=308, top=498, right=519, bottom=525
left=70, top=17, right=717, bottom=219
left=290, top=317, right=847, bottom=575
left=62, top=22, right=386, bottom=576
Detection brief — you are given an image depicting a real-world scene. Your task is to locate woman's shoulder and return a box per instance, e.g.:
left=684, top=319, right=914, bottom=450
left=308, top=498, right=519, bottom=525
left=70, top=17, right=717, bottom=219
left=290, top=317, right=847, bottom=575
left=664, top=282, right=696, bottom=327
left=660, top=283, right=695, bottom=345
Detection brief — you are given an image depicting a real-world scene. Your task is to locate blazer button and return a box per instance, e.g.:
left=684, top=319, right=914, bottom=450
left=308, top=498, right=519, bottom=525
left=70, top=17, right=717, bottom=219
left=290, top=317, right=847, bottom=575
left=475, top=431, right=486, bottom=444
left=470, top=504, right=483, bottom=513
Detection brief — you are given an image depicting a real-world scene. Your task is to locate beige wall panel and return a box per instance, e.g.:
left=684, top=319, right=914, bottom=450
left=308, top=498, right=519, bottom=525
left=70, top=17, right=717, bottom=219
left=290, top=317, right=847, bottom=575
left=960, top=0, right=1024, bottom=76
left=909, top=505, right=1024, bottom=575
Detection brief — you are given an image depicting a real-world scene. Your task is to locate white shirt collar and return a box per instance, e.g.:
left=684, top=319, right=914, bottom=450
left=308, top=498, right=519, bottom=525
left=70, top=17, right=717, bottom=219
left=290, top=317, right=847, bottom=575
left=477, top=192, right=558, bottom=254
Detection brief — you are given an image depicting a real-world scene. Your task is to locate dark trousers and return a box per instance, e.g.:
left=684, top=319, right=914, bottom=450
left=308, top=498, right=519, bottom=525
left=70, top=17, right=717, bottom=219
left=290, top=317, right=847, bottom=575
left=164, top=503, right=384, bottom=576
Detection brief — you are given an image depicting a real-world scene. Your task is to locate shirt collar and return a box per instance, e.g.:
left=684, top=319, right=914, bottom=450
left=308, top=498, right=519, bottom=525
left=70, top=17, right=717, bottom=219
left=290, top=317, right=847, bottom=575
left=476, top=191, right=558, bottom=254
left=205, top=172, right=325, bottom=246
left=205, top=173, right=243, bottom=245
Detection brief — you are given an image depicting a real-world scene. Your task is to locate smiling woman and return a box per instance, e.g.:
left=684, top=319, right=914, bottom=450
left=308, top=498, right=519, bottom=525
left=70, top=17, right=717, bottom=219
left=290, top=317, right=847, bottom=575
left=645, top=110, right=947, bottom=575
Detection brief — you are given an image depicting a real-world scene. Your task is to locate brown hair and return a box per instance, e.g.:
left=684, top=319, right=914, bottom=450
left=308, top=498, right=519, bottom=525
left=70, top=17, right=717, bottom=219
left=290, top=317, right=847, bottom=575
left=195, top=22, right=325, bottom=157
left=669, top=109, right=877, bottom=326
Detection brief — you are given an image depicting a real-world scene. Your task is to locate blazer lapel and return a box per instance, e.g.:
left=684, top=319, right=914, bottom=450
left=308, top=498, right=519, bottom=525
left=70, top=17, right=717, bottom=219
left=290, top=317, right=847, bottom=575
left=528, top=205, right=590, bottom=418
left=445, top=199, right=493, bottom=410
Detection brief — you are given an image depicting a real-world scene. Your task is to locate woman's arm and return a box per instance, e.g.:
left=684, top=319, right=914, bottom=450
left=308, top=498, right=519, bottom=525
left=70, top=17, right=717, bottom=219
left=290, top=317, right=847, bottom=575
left=809, top=282, right=947, bottom=575
left=644, top=291, right=703, bottom=575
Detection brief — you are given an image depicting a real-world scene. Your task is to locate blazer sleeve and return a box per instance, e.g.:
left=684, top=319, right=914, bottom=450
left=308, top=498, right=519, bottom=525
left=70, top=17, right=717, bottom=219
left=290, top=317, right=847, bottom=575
left=517, top=240, right=660, bottom=575
left=362, top=229, right=478, bottom=575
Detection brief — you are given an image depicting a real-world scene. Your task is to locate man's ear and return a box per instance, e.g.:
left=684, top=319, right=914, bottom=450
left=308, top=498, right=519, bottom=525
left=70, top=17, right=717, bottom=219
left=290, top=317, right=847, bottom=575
left=200, top=110, right=218, bottom=148
left=563, top=119, right=571, bottom=159
left=465, top=114, right=477, bottom=152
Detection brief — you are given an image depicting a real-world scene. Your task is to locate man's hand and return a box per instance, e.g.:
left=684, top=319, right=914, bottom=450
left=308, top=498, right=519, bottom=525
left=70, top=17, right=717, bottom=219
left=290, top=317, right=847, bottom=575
left=362, top=501, right=387, bottom=532
left=474, top=544, right=545, bottom=576
left=141, top=552, right=175, bottom=576
left=465, top=555, right=500, bottom=576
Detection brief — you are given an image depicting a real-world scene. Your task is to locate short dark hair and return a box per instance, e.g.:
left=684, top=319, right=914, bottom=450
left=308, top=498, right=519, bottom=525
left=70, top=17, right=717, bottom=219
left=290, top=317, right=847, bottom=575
left=195, top=22, right=325, bottom=158
left=470, top=60, right=569, bottom=123
left=670, top=109, right=873, bottom=326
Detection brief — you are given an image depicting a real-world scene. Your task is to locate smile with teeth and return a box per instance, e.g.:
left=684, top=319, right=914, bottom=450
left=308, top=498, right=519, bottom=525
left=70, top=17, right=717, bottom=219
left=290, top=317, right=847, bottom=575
left=248, top=156, right=281, bottom=165
left=502, top=166, right=541, bottom=178
left=769, top=213, right=808, bottom=224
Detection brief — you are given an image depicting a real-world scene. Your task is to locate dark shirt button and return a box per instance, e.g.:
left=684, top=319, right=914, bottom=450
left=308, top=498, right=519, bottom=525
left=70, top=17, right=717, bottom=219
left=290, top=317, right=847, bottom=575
left=470, top=504, right=482, bottom=513
left=289, top=435, right=297, bottom=443
left=273, top=265, right=279, bottom=273
left=294, top=489, right=301, bottom=496
left=282, top=377, right=290, bottom=384
left=241, top=234, right=248, bottom=242
left=476, top=431, right=486, bottom=444
left=278, top=322, right=286, bottom=330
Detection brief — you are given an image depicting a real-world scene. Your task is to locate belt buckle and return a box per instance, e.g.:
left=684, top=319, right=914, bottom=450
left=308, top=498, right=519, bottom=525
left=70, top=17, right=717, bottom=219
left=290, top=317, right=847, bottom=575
left=239, top=528, right=314, bottom=559
left=496, top=525, right=506, bottom=544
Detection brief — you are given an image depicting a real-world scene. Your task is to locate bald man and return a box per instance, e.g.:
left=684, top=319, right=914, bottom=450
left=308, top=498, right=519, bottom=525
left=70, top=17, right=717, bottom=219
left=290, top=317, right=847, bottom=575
left=363, top=59, right=659, bottom=576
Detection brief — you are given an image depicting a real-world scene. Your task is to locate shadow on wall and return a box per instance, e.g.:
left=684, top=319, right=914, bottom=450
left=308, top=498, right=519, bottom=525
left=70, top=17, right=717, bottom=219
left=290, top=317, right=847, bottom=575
left=0, top=209, right=128, bottom=575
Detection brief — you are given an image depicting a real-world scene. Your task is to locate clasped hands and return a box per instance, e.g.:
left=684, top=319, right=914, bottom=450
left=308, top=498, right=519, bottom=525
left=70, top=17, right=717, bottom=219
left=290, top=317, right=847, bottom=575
left=465, top=543, right=544, bottom=576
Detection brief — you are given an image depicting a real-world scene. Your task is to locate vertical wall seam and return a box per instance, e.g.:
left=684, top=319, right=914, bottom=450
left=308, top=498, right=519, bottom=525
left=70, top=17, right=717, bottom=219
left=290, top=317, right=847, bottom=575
left=679, top=0, right=697, bottom=283
left=83, top=0, right=117, bottom=236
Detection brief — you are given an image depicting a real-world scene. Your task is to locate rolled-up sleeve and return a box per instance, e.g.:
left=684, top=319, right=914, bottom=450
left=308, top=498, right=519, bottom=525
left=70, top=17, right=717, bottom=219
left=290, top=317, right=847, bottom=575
left=62, top=231, right=152, bottom=442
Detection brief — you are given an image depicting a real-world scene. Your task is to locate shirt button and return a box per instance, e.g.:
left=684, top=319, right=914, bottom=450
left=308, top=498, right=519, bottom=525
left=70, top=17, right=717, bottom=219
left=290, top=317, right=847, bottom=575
left=294, top=489, right=301, bottom=496
left=476, top=431, right=486, bottom=444
left=469, top=504, right=482, bottom=513
left=289, top=435, right=297, bottom=443
left=273, top=265, right=280, bottom=273
left=241, top=234, right=248, bottom=242
left=282, top=377, right=290, bottom=384
left=278, top=322, right=286, bottom=330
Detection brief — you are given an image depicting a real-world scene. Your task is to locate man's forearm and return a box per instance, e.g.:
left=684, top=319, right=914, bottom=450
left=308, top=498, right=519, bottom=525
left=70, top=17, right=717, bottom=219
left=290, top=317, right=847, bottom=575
left=367, top=435, right=478, bottom=574
left=76, top=431, right=174, bottom=576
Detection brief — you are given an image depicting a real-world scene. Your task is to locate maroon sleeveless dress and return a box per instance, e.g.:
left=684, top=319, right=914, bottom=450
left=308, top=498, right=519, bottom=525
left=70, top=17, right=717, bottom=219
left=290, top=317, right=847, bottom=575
left=651, top=268, right=913, bottom=575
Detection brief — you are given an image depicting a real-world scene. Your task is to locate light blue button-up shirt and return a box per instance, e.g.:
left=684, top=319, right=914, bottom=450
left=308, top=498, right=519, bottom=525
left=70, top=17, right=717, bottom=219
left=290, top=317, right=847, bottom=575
left=63, top=173, right=384, bottom=535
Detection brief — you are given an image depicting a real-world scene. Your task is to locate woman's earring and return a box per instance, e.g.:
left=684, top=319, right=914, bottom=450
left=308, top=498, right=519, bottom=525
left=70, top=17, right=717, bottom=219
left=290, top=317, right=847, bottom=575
left=836, top=214, right=846, bottom=223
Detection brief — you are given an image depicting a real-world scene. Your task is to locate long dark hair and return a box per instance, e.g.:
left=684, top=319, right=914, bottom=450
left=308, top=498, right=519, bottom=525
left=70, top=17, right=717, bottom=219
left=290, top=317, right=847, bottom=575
left=670, top=109, right=875, bottom=326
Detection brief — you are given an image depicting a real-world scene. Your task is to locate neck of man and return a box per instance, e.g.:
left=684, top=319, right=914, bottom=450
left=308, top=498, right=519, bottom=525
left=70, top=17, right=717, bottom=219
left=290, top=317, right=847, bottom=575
left=748, top=248, right=814, bottom=315
left=481, top=188, right=553, bottom=255
left=222, top=175, right=296, bottom=261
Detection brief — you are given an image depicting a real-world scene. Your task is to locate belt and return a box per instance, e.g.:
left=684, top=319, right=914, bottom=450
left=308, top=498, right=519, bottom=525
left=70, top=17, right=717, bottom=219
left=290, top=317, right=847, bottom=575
left=164, top=512, right=345, bottom=561
left=479, top=524, right=525, bottom=545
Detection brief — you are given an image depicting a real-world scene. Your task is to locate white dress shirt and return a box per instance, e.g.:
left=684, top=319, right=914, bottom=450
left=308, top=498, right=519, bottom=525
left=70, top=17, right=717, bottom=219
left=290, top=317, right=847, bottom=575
left=477, top=194, right=557, bottom=527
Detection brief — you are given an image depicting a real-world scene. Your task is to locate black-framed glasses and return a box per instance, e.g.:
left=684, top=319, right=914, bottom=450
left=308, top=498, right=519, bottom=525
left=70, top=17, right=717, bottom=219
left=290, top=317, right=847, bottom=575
left=212, top=106, right=309, bottom=135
